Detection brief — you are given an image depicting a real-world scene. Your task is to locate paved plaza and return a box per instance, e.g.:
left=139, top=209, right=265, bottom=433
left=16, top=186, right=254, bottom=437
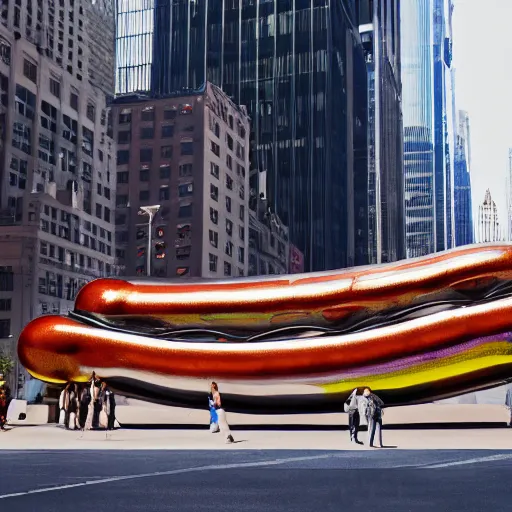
left=1, top=405, right=511, bottom=511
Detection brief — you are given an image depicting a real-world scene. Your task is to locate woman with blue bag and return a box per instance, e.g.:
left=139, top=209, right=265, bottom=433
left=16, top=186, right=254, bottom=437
left=208, top=392, right=220, bottom=433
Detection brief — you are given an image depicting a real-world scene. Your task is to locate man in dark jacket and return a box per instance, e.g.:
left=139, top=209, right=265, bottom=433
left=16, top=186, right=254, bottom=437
left=344, top=389, right=363, bottom=444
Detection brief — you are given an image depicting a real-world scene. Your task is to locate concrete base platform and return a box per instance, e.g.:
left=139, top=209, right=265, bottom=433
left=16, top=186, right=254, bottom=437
left=115, top=400, right=510, bottom=428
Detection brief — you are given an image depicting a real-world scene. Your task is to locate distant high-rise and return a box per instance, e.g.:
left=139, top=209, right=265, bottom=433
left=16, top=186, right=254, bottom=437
left=356, top=0, right=405, bottom=264
left=401, top=0, right=456, bottom=258
left=453, top=110, right=473, bottom=246
left=115, top=0, right=370, bottom=272
left=478, top=190, right=501, bottom=243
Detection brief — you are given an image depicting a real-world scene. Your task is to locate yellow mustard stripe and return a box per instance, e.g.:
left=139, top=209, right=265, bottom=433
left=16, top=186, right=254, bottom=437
left=320, top=341, right=512, bottom=393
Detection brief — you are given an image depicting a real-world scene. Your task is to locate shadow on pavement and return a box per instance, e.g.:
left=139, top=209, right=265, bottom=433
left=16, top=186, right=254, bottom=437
left=119, top=422, right=509, bottom=431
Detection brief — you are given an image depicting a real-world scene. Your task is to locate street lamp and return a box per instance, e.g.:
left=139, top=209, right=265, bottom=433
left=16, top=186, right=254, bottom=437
left=138, top=205, right=161, bottom=277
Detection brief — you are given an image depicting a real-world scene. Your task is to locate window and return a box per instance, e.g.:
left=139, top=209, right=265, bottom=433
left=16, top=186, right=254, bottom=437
left=239, top=226, right=245, bottom=241
left=239, top=204, right=245, bottom=221
left=209, top=254, right=218, bottom=272
left=70, top=91, right=79, bottom=111
left=104, top=207, right=111, bottom=223
left=210, top=162, right=220, bottom=179
left=0, top=319, right=11, bottom=338
left=116, top=194, right=128, bottom=207
left=226, top=175, right=233, bottom=190
left=104, top=187, right=111, bottom=199
left=140, top=148, right=153, bottom=163
left=226, top=196, right=232, bottom=213
left=118, top=130, right=131, bottom=144
left=12, top=122, right=31, bottom=155
left=140, top=126, right=154, bottom=139
left=237, top=164, right=246, bottom=178
left=86, top=103, right=96, bottom=122
left=239, top=185, right=245, bottom=200
left=97, top=183, right=102, bottom=195
left=117, top=171, right=129, bottom=183
left=210, top=184, right=219, bottom=201
left=179, top=164, right=193, bottom=177
left=236, top=142, right=245, bottom=160
left=116, top=214, right=127, bottom=225
left=228, top=115, right=234, bottom=129
left=238, top=247, right=245, bottom=264
left=225, top=241, right=234, bottom=257
left=180, top=104, right=193, bottom=115
left=210, top=207, right=218, bottom=225
left=210, top=140, right=220, bottom=157
left=179, top=203, right=193, bottom=218
left=82, top=127, right=94, bottom=156
left=139, top=169, right=149, bottom=182
left=238, top=125, right=246, bottom=139
left=160, top=165, right=171, bottom=179
left=162, top=125, right=174, bottom=138
left=117, top=150, right=130, bottom=165
left=226, top=219, right=233, bottom=236
left=141, top=106, right=155, bottom=122
left=119, top=110, right=132, bottom=124
left=209, top=230, right=218, bottom=248
left=161, top=145, right=173, bottom=158
left=227, top=134, right=234, bottom=150
left=95, top=204, right=102, bottom=219
left=179, top=182, right=193, bottom=197
left=0, top=39, right=11, bottom=66
left=226, top=154, right=233, bottom=170
left=214, top=122, right=220, bottom=138
left=181, top=141, right=193, bottom=155
left=224, top=261, right=232, bottom=276
left=139, top=190, right=150, bottom=201
left=159, top=186, right=170, bottom=201
left=15, top=84, right=36, bottom=119
left=23, top=59, right=37, bottom=83
left=41, top=101, right=57, bottom=132
left=164, top=108, right=177, bottom=120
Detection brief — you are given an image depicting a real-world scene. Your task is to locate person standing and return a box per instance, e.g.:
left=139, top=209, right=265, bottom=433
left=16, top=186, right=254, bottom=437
left=0, top=387, right=7, bottom=431
left=78, top=384, right=91, bottom=430
left=100, top=382, right=117, bottom=431
left=344, top=388, right=363, bottom=444
left=91, top=372, right=102, bottom=429
left=59, top=383, right=70, bottom=426
left=361, top=387, right=384, bottom=448
left=210, top=382, right=234, bottom=444
left=66, top=383, right=79, bottom=430
left=506, top=386, right=512, bottom=427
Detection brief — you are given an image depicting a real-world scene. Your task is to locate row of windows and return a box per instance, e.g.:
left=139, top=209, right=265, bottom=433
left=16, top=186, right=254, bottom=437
left=117, top=142, right=193, bottom=165
left=40, top=242, right=112, bottom=274
left=208, top=254, right=244, bottom=277
left=118, top=104, right=193, bottom=125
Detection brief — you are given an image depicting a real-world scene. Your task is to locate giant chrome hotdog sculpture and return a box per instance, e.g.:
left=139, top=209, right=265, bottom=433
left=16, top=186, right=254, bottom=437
left=17, top=244, right=512, bottom=413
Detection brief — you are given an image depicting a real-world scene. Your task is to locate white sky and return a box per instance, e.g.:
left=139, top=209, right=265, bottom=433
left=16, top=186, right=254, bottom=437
left=452, top=0, right=512, bottom=233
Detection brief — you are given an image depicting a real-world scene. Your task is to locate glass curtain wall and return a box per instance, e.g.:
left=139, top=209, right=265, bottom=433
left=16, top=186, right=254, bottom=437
left=147, top=0, right=369, bottom=271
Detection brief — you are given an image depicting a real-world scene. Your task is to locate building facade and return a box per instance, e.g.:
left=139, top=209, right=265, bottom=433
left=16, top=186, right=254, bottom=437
left=0, top=0, right=116, bottom=396
left=112, top=83, right=250, bottom=279
left=115, top=0, right=370, bottom=272
left=477, top=189, right=501, bottom=244
left=453, top=110, right=473, bottom=247
left=356, top=0, right=405, bottom=264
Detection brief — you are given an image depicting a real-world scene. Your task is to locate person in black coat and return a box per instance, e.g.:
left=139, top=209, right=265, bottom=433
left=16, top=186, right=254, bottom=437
left=344, top=389, right=363, bottom=444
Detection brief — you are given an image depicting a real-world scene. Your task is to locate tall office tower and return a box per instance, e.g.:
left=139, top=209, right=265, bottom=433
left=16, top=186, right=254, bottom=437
left=401, top=0, right=435, bottom=258
left=477, top=190, right=501, bottom=243
left=356, top=0, right=405, bottom=265
left=116, top=0, right=370, bottom=272
left=83, top=0, right=116, bottom=96
left=401, top=0, right=455, bottom=258
left=506, top=149, right=512, bottom=242
left=453, top=110, right=473, bottom=247
left=433, top=0, right=456, bottom=251
left=0, top=1, right=116, bottom=396
left=112, top=83, right=250, bottom=279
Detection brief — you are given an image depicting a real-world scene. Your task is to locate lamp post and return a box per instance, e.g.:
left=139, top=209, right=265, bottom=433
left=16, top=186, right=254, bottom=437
left=138, top=205, right=161, bottom=277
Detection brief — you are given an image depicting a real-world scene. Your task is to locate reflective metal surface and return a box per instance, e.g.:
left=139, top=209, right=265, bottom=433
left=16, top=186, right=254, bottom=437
left=18, top=243, right=512, bottom=413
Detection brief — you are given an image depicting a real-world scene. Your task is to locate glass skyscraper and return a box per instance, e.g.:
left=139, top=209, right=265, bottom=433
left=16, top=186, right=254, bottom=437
left=454, top=110, right=473, bottom=247
left=401, top=0, right=455, bottom=258
left=116, top=0, right=370, bottom=272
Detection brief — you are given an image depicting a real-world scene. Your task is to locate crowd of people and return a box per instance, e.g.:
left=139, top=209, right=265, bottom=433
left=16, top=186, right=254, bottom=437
left=59, top=372, right=116, bottom=432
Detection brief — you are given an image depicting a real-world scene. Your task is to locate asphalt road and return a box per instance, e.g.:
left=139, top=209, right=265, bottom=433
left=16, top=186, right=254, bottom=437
left=1, top=449, right=512, bottom=512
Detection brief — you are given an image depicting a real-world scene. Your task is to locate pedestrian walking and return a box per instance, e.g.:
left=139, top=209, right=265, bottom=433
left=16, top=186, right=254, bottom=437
left=100, top=382, right=116, bottom=432
left=506, top=386, right=512, bottom=427
left=361, top=387, right=384, bottom=448
left=59, top=383, right=70, bottom=426
left=66, top=383, right=79, bottom=430
left=208, top=392, right=219, bottom=433
left=344, top=388, right=363, bottom=444
left=78, top=384, right=91, bottom=430
left=0, top=387, right=7, bottom=432
left=210, top=382, right=234, bottom=444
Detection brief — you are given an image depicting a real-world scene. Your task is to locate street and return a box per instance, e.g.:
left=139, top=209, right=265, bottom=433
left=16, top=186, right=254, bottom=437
left=2, top=445, right=512, bottom=511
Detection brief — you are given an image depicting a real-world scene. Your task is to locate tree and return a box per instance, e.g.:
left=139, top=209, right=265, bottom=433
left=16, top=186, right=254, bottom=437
left=0, top=352, right=14, bottom=379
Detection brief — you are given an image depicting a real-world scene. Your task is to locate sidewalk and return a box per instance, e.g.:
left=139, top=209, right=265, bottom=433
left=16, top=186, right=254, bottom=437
left=0, top=423, right=511, bottom=451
